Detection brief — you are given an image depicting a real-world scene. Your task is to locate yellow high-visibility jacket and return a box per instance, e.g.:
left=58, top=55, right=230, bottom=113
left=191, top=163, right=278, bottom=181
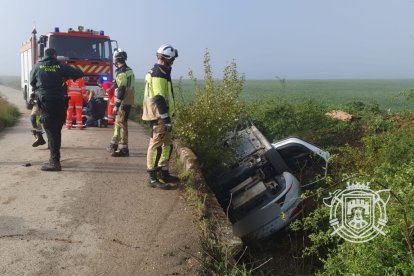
left=142, top=63, right=175, bottom=121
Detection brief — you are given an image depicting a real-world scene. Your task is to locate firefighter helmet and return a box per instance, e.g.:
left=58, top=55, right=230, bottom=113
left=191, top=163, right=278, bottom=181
left=156, top=44, right=178, bottom=60
left=113, top=49, right=127, bottom=63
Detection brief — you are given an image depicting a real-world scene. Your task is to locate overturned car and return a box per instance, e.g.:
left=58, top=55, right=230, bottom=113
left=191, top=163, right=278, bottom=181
left=211, top=123, right=330, bottom=240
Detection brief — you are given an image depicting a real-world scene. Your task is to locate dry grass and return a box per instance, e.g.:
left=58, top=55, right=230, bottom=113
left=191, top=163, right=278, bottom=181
left=0, top=96, right=20, bottom=131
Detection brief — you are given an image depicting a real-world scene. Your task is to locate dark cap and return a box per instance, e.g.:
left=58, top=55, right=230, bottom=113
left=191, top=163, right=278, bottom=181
left=44, top=48, right=57, bottom=57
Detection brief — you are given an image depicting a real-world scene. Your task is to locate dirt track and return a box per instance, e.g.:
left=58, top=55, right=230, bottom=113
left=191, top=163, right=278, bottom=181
left=0, top=85, right=203, bottom=276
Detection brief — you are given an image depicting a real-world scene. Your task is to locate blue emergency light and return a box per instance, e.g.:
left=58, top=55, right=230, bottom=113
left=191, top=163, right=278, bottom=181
left=54, top=27, right=60, bottom=32
left=102, top=76, right=108, bottom=81
left=100, top=30, right=104, bottom=35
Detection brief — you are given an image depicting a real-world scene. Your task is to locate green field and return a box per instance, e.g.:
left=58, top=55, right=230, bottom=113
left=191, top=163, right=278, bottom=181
left=3, top=76, right=414, bottom=112
left=164, top=78, right=414, bottom=112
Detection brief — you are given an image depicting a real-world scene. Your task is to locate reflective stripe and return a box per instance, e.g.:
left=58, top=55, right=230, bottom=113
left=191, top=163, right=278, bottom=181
left=160, top=144, right=172, bottom=163
left=160, top=113, right=169, bottom=119
left=68, top=92, right=82, bottom=95
left=144, top=96, right=154, bottom=102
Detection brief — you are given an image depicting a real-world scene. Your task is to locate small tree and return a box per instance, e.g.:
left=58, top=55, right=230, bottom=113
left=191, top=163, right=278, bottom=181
left=174, top=50, right=246, bottom=178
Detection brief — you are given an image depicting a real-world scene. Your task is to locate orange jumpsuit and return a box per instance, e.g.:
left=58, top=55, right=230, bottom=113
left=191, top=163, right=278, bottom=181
left=102, top=81, right=115, bottom=125
left=65, top=78, right=86, bottom=129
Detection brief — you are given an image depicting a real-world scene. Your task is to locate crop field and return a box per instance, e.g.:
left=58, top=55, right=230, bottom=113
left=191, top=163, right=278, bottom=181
left=142, top=78, right=414, bottom=112
left=133, top=79, right=414, bottom=112
left=3, top=76, right=414, bottom=112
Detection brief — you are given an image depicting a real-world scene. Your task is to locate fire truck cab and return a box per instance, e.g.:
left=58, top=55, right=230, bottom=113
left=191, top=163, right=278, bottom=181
left=20, top=26, right=117, bottom=109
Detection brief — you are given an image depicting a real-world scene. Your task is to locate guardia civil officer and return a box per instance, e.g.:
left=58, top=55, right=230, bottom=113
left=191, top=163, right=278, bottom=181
left=142, top=44, right=179, bottom=189
left=30, top=48, right=84, bottom=171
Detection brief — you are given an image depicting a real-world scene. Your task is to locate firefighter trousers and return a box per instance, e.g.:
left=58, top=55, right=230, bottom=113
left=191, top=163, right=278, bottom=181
left=147, top=120, right=172, bottom=171
left=112, top=105, right=131, bottom=146
left=30, top=104, right=42, bottom=130
left=66, top=95, right=83, bottom=129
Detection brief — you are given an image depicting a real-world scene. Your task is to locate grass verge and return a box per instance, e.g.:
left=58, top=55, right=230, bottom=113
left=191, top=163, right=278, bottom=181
left=0, top=95, right=20, bottom=131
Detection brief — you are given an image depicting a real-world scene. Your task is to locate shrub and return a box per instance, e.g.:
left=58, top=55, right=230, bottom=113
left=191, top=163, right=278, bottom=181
left=296, top=125, right=414, bottom=275
left=174, top=50, right=247, bottom=178
left=0, top=96, right=20, bottom=131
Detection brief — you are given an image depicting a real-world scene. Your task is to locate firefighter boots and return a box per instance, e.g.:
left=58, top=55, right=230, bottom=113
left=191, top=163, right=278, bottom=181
left=111, top=148, right=129, bottom=157
left=107, top=143, right=118, bottom=154
left=148, top=170, right=171, bottom=190
left=41, top=161, right=62, bottom=171
left=32, top=130, right=46, bottom=147
left=158, top=169, right=180, bottom=183
left=112, top=144, right=129, bottom=157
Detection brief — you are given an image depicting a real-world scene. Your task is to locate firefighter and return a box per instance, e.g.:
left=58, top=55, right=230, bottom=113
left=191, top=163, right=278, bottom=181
left=142, top=44, right=179, bottom=189
left=29, top=96, right=46, bottom=147
left=65, top=77, right=86, bottom=129
left=107, top=49, right=135, bottom=157
left=97, top=74, right=115, bottom=125
left=30, top=48, right=83, bottom=171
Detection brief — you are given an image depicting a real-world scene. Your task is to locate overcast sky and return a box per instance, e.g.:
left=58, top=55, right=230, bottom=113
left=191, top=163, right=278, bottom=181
left=2, top=0, right=414, bottom=79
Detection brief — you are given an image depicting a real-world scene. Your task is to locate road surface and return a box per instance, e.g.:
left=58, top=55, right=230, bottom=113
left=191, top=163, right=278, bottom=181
left=0, top=85, right=203, bottom=276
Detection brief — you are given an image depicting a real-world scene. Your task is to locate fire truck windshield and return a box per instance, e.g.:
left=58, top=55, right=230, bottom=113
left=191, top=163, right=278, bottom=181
left=48, top=35, right=112, bottom=61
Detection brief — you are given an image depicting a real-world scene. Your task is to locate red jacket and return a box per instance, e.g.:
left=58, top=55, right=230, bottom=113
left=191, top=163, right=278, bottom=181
left=102, top=81, right=115, bottom=98
left=66, top=78, right=86, bottom=97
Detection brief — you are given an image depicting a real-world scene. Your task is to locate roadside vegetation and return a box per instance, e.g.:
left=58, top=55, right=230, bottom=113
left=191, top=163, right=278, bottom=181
left=0, top=95, right=20, bottom=131
left=167, top=51, right=414, bottom=275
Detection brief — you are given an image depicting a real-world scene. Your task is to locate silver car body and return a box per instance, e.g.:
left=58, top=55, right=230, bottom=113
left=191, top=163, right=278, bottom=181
left=214, top=125, right=330, bottom=240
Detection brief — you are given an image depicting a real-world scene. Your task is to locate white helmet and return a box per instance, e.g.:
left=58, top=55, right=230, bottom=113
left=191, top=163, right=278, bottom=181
left=113, top=48, right=127, bottom=62
left=156, top=44, right=178, bottom=60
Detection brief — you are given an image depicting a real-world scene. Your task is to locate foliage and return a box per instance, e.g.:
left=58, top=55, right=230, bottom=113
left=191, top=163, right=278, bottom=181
left=295, top=124, right=414, bottom=275
left=174, top=50, right=247, bottom=178
left=0, top=96, right=20, bottom=131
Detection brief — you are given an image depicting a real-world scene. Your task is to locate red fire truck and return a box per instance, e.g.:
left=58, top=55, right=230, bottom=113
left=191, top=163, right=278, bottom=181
left=20, top=26, right=117, bottom=109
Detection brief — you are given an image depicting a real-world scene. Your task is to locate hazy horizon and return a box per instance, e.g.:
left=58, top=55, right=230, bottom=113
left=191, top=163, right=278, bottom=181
left=2, top=0, right=414, bottom=80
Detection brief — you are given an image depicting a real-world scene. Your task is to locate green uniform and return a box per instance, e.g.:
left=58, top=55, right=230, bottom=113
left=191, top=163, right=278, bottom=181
left=30, top=56, right=83, bottom=163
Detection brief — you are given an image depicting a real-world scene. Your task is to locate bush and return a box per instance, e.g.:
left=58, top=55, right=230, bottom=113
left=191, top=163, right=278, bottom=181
left=296, top=125, right=414, bottom=275
left=174, top=50, right=247, bottom=178
left=0, top=96, right=20, bottom=131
